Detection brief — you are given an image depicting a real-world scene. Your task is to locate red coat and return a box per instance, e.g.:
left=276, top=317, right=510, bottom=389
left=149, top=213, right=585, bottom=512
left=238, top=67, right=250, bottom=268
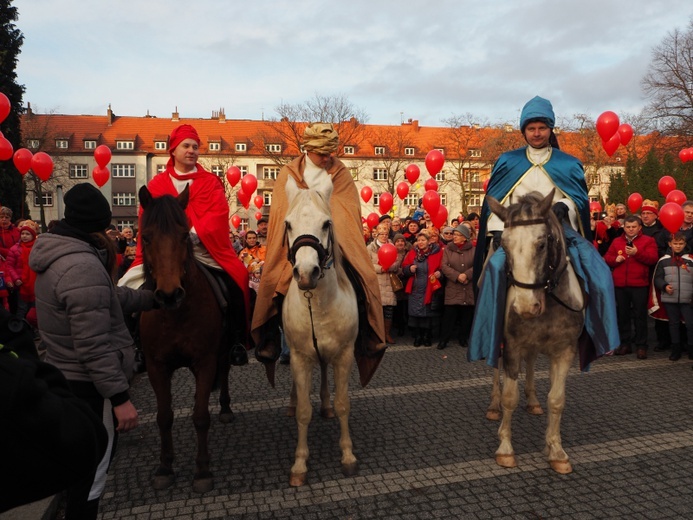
left=604, top=232, right=658, bottom=287
left=0, top=226, right=20, bottom=260
left=401, top=246, right=444, bottom=305
left=132, top=163, right=250, bottom=325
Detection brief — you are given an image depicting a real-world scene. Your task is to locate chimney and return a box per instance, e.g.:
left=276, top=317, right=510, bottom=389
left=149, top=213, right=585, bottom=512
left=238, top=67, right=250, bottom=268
left=219, top=108, right=226, bottom=124
left=26, top=102, right=33, bottom=116
left=172, top=106, right=179, bottom=122
left=411, top=119, right=419, bottom=132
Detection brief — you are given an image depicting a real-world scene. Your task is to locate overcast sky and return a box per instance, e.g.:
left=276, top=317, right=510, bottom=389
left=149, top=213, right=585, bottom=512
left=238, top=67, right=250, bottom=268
left=14, top=0, right=692, bottom=127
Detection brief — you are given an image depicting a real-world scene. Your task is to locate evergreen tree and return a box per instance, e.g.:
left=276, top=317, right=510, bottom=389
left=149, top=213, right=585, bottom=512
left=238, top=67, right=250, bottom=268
left=0, top=0, right=26, bottom=219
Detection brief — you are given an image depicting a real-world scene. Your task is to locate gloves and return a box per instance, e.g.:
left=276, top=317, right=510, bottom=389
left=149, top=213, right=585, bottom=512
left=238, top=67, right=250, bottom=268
left=491, top=231, right=502, bottom=250
left=552, top=202, right=569, bottom=223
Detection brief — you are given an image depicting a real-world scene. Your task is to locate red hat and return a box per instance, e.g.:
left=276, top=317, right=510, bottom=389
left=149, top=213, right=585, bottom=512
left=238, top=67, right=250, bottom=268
left=19, top=224, right=37, bottom=239
left=168, top=124, right=201, bottom=153
left=641, top=199, right=659, bottom=216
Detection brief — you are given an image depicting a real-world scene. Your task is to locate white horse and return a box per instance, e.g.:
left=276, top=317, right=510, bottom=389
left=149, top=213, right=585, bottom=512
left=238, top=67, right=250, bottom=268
left=484, top=190, right=585, bottom=474
left=282, top=179, right=360, bottom=487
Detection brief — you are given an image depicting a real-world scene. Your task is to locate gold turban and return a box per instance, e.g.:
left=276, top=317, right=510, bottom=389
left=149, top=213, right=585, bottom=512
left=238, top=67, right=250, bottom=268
left=302, top=123, right=339, bottom=154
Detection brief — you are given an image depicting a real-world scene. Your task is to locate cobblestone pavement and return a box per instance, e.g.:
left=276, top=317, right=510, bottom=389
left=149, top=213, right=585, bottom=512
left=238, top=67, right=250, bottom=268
left=99, top=334, right=693, bottom=520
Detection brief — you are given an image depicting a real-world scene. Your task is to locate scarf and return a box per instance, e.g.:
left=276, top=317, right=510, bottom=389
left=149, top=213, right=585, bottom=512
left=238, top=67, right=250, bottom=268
left=415, top=243, right=439, bottom=263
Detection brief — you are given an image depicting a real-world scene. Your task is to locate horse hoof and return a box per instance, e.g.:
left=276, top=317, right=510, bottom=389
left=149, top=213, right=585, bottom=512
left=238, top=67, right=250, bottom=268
left=219, top=410, right=235, bottom=424
left=526, top=404, right=544, bottom=415
left=289, top=472, right=307, bottom=487
left=152, top=473, right=175, bottom=490
left=495, top=454, right=517, bottom=468
left=342, top=462, right=359, bottom=477
left=550, top=459, right=573, bottom=474
left=320, top=407, right=336, bottom=419
left=286, top=406, right=296, bottom=417
left=486, top=409, right=501, bottom=421
left=192, top=476, right=214, bottom=493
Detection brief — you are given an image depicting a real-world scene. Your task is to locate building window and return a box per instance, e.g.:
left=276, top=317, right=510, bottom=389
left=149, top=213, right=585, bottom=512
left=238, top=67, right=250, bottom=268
left=55, top=139, right=69, bottom=149
left=588, top=174, right=600, bottom=185
left=235, top=143, right=247, bottom=152
left=238, top=165, right=248, bottom=175
left=373, top=193, right=381, bottom=205
left=116, top=141, right=134, bottom=150
left=113, top=192, right=137, bottom=206
left=34, top=191, right=53, bottom=206
left=117, top=220, right=136, bottom=231
left=263, top=192, right=273, bottom=206
left=404, top=147, right=415, bottom=156
left=344, top=145, right=355, bottom=155
left=350, top=168, right=359, bottom=181
left=435, top=148, right=445, bottom=155
left=469, top=149, right=481, bottom=158
left=27, top=139, right=40, bottom=149
left=435, top=172, right=445, bottom=182
left=263, top=166, right=280, bottom=180
left=69, top=164, right=89, bottom=179
left=404, top=194, right=419, bottom=207
left=504, top=124, right=514, bottom=133
left=468, top=194, right=481, bottom=206
left=265, top=144, right=281, bottom=153
left=84, top=140, right=97, bottom=150
left=373, top=168, right=388, bottom=181
left=374, top=146, right=385, bottom=155
left=466, top=171, right=480, bottom=183
left=156, top=164, right=167, bottom=173
left=440, top=193, right=447, bottom=206
left=211, top=165, right=224, bottom=177
left=112, top=164, right=136, bottom=177
left=209, top=142, right=221, bottom=151
left=154, top=141, right=167, bottom=150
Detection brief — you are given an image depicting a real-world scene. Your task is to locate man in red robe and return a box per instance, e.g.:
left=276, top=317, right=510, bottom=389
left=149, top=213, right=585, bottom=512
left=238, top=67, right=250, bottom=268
left=121, top=124, right=250, bottom=364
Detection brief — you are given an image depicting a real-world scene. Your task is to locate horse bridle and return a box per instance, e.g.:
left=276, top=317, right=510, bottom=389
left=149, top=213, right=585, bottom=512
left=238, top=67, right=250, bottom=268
left=504, top=217, right=585, bottom=312
left=285, top=223, right=335, bottom=276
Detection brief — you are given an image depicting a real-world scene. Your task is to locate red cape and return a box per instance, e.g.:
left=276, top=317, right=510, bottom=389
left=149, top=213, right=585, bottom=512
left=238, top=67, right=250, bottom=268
left=132, top=164, right=250, bottom=328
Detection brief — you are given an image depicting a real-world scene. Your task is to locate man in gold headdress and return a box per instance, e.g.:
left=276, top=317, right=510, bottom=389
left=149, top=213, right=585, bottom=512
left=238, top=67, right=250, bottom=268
left=252, top=123, right=386, bottom=386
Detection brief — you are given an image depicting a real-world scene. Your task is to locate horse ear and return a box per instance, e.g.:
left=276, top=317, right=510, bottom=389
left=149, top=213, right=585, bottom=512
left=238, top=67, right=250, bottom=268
left=539, top=188, right=555, bottom=215
left=486, top=196, right=507, bottom=222
left=139, top=185, right=152, bottom=210
left=178, top=184, right=190, bottom=210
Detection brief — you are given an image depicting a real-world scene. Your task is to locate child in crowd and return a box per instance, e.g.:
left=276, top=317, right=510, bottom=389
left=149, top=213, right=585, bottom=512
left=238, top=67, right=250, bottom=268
left=6, top=220, right=39, bottom=320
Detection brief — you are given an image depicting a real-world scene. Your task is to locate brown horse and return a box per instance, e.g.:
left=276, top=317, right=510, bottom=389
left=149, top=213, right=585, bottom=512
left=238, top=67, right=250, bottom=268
left=138, top=185, right=233, bottom=493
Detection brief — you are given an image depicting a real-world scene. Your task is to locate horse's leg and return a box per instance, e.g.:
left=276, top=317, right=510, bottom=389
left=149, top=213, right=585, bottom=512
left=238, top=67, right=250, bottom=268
left=289, top=355, right=313, bottom=486
left=486, top=364, right=502, bottom=421
left=524, top=351, right=544, bottom=415
left=496, top=353, right=520, bottom=468
left=545, top=348, right=576, bottom=474
left=333, top=351, right=357, bottom=476
left=148, top=366, right=177, bottom=490
left=218, top=351, right=234, bottom=424
left=319, top=359, right=335, bottom=419
left=287, top=380, right=297, bottom=417
left=191, top=363, right=215, bottom=493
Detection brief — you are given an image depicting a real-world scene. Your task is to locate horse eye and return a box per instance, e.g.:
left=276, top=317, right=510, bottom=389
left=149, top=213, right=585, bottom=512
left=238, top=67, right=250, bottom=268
left=322, top=220, right=331, bottom=231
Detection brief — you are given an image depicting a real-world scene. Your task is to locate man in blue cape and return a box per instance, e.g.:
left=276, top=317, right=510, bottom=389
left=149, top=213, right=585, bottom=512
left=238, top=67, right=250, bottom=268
left=469, top=96, right=619, bottom=370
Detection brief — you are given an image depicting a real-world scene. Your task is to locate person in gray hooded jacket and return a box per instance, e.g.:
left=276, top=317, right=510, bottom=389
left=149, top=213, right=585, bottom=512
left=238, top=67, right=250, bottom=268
left=29, top=183, right=155, bottom=520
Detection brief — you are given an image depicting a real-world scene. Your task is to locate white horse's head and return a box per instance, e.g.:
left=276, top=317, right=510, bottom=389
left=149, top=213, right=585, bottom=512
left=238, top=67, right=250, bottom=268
left=284, top=179, right=335, bottom=290
left=487, top=190, right=558, bottom=319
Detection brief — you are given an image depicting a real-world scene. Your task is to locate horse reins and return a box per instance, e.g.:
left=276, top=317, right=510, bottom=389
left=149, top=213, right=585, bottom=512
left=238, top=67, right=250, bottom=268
left=504, top=217, right=586, bottom=313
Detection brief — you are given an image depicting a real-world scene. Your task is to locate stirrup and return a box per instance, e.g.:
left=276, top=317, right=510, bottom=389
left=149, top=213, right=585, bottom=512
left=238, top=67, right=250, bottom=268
left=229, top=343, right=248, bottom=366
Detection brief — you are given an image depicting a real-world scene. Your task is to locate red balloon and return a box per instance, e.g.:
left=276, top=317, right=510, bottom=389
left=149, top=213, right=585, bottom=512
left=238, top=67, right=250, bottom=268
left=665, top=189, right=687, bottom=206
left=377, top=243, right=398, bottom=271
left=396, top=182, right=409, bottom=200
left=617, top=124, right=633, bottom=146
left=0, top=92, right=10, bottom=124
left=237, top=188, right=251, bottom=209
left=379, top=192, right=393, bottom=215
left=93, top=144, right=111, bottom=168
left=366, top=212, right=379, bottom=229
left=659, top=202, right=685, bottom=233
left=627, top=193, right=643, bottom=213
left=13, top=148, right=33, bottom=175
left=679, top=148, right=693, bottom=163
left=431, top=205, right=448, bottom=229
left=240, top=174, right=258, bottom=195
left=596, top=111, right=620, bottom=141
left=589, top=201, right=602, bottom=213
left=31, top=151, right=53, bottom=182
left=658, top=175, right=676, bottom=197
left=255, top=211, right=263, bottom=221
left=226, top=166, right=241, bottom=187
left=361, top=186, right=373, bottom=203
left=422, top=190, right=440, bottom=217
left=483, top=178, right=490, bottom=193
left=602, top=132, right=621, bottom=157
left=92, top=166, right=110, bottom=187
left=0, top=136, right=12, bottom=161
left=231, top=215, right=241, bottom=229
left=425, top=149, right=444, bottom=176
left=253, top=195, right=264, bottom=209
left=424, top=178, right=439, bottom=192
left=405, top=164, right=420, bottom=184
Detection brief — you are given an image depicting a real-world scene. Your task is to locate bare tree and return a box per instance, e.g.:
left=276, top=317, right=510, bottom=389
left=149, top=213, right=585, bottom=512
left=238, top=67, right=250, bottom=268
left=641, top=19, right=693, bottom=136
left=365, top=125, right=415, bottom=207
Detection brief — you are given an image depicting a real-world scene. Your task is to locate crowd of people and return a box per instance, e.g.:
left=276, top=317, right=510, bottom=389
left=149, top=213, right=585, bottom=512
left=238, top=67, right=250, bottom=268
left=2, top=96, right=692, bottom=516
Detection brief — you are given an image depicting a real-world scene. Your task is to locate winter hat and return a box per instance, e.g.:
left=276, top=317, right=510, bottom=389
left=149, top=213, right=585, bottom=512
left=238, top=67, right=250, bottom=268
left=641, top=199, right=659, bottom=216
left=393, top=233, right=406, bottom=243
left=454, top=224, right=471, bottom=240
left=64, top=183, right=112, bottom=233
left=19, top=222, right=37, bottom=239
left=520, top=96, right=555, bottom=132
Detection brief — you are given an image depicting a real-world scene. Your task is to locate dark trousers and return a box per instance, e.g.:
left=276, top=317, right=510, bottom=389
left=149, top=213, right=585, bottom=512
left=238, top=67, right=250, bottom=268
left=615, top=286, right=649, bottom=348
left=662, top=302, right=693, bottom=346
left=440, top=304, right=475, bottom=345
